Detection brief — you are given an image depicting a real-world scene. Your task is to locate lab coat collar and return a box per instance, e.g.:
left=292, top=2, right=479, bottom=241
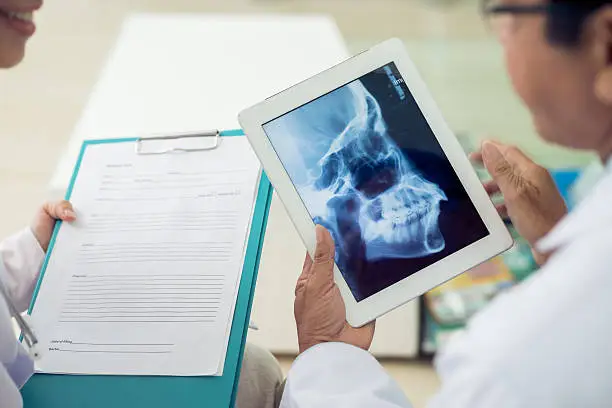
left=537, top=163, right=612, bottom=253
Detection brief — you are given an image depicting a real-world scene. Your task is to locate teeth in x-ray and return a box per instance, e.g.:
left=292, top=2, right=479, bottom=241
left=359, top=177, right=446, bottom=260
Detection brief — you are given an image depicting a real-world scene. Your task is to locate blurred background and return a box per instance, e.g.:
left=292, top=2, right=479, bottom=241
left=0, top=1, right=603, bottom=407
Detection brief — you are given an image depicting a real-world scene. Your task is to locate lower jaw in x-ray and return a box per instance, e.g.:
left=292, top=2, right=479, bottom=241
left=359, top=183, right=445, bottom=261
left=297, top=80, right=448, bottom=262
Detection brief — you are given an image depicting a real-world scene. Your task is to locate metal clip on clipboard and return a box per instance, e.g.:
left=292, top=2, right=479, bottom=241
left=135, top=130, right=220, bottom=155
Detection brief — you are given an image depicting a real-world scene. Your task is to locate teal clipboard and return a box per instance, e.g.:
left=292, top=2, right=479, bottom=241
left=21, top=129, right=273, bottom=408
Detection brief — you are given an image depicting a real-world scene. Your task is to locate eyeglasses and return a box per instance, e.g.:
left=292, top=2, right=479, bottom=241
left=482, top=2, right=553, bottom=41
left=484, top=3, right=551, bottom=16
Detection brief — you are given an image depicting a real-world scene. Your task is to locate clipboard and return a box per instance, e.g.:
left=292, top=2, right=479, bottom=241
left=20, top=129, right=273, bottom=408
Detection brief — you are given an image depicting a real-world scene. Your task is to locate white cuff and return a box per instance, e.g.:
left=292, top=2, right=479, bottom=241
left=0, top=228, right=45, bottom=312
left=282, top=343, right=411, bottom=408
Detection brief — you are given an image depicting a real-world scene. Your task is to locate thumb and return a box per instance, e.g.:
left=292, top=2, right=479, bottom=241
left=295, top=253, right=314, bottom=297
left=310, top=225, right=336, bottom=285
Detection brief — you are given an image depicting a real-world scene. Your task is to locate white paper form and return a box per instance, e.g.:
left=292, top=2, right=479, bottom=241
left=30, top=137, right=261, bottom=376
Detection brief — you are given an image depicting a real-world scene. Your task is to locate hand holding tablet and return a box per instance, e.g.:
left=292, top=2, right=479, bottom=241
left=239, top=38, right=512, bottom=327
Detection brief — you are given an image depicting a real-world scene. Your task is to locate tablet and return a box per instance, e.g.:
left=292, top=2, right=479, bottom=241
left=239, top=38, right=513, bottom=327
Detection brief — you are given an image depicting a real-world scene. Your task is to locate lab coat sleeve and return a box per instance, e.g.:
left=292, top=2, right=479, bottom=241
left=423, top=331, right=519, bottom=408
left=280, top=342, right=412, bottom=408
left=0, top=228, right=45, bottom=313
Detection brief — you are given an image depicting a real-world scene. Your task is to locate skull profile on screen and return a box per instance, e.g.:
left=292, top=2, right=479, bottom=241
left=267, top=79, right=448, bottom=262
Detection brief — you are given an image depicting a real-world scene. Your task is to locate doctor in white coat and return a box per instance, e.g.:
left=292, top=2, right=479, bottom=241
left=281, top=0, right=612, bottom=407
left=0, top=1, right=284, bottom=407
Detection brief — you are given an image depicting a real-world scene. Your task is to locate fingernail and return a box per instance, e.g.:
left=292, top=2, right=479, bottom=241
left=481, top=141, right=502, bottom=163
left=64, top=209, right=76, bottom=219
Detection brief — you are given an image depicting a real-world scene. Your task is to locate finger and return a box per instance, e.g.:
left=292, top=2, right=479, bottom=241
left=481, top=141, right=519, bottom=193
left=295, top=276, right=307, bottom=298
left=469, top=151, right=483, bottom=164
left=470, top=136, right=502, bottom=164
left=313, top=226, right=335, bottom=264
left=345, top=320, right=376, bottom=350
left=310, top=225, right=336, bottom=285
left=484, top=140, right=538, bottom=171
left=361, top=320, right=376, bottom=340
left=43, top=200, right=76, bottom=221
left=497, top=143, right=536, bottom=169
left=496, top=203, right=509, bottom=219
left=301, top=252, right=314, bottom=279
left=483, top=180, right=501, bottom=195
left=295, top=253, right=314, bottom=297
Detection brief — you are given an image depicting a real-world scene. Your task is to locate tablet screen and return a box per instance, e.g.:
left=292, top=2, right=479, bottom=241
left=263, top=62, right=490, bottom=302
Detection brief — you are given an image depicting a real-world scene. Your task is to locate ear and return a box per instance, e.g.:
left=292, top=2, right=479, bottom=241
left=589, top=6, right=612, bottom=105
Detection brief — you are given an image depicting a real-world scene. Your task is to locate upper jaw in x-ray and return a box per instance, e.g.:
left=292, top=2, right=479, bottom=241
left=278, top=79, right=448, bottom=261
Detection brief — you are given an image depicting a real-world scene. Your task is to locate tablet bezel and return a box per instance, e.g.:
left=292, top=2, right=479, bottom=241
left=239, top=38, right=513, bottom=327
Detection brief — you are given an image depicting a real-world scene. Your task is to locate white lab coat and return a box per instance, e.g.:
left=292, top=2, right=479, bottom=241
left=0, top=229, right=45, bottom=408
left=281, top=164, right=612, bottom=408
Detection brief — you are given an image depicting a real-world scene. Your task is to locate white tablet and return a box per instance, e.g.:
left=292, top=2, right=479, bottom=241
left=239, top=38, right=513, bottom=327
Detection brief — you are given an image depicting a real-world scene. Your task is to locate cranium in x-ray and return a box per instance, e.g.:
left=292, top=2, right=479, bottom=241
left=268, top=79, right=448, bottom=261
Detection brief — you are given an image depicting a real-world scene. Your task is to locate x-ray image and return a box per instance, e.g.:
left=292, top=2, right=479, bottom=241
left=264, top=63, right=489, bottom=301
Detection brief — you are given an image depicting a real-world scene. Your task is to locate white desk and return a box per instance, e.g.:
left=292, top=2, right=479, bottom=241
left=49, top=13, right=420, bottom=358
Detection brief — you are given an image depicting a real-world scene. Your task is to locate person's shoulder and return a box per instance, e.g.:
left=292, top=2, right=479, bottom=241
left=438, top=224, right=612, bottom=362
left=544, top=224, right=612, bottom=279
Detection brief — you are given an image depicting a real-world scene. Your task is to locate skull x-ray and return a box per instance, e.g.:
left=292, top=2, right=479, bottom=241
left=264, top=63, right=489, bottom=301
